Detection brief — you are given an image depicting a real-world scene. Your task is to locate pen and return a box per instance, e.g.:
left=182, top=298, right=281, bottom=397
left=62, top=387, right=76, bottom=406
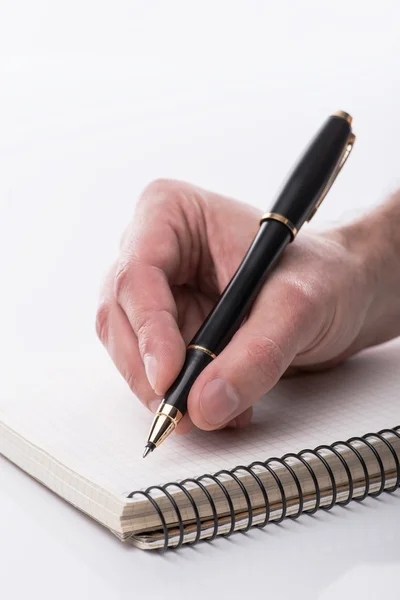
left=143, top=110, right=355, bottom=457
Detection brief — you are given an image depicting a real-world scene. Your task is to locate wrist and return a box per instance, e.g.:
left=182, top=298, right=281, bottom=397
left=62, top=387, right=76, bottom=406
left=337, top=192, right=400, bottom=350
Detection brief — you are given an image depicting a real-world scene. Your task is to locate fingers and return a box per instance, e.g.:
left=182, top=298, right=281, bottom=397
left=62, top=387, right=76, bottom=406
left=114, top=260, right=186, bottom=396
left=188, top=277, right=325, bottom=430
left=96, top=264, right=161, bottom=410
left=97, top=262, right=255, bottom=432
left=98, top=178, right=330, bottom=435
left=113, top=180, right=200, bottom=396
left=98, top=179, right=211, bottom=410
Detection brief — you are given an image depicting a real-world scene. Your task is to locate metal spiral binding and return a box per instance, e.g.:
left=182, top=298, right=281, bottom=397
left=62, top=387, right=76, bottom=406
left=128, top=426, right=400, bottom=551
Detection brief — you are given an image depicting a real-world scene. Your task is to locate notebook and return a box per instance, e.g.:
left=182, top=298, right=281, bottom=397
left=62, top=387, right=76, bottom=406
left=0, top=339, right=399, bottom=550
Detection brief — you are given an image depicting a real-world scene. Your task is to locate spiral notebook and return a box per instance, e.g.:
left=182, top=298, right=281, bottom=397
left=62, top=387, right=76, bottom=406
left=0, top=340, right=399, bottom=550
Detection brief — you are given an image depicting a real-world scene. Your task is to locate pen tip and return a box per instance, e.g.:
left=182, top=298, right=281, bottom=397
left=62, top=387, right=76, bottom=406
left=142, top=444, right=155, bottom=459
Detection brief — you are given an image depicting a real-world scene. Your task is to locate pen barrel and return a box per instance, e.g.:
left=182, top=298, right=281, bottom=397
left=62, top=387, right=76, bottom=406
left=163, top=219, right=291, bottom=414
left=192, top=219, right=291, bottom=353
left=163, top=113, right=353, bottom=416
left=163, top=348, right=214, bottom=414
left=270, top=114, right=352, bottom=228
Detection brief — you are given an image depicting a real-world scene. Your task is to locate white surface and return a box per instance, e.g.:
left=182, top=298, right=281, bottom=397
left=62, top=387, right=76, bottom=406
left=1, top=1, right=400, bottom=598
left=1, top=456, right=399, bottom=600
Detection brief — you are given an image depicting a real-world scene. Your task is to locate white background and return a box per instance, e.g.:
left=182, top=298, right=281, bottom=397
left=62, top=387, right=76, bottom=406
left=1, top=1, right=400, bottom=599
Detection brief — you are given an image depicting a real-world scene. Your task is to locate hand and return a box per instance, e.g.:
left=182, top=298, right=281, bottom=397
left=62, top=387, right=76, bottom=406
left=96, top=179, right=389, bottom=432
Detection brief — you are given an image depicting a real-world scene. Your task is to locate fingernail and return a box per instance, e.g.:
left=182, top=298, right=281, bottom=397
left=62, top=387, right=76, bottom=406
left=144, top=355, right=158, bottom=391
left=150, top=399, right=161, bottom=414
left=199, top=378, right=241, bottom=426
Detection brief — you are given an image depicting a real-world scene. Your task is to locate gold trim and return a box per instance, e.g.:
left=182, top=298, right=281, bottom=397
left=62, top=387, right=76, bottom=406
left=187, top=345, right=217, bottom=360
left=259, top=212, right=297, bottom=240
left=155, top=403, right=183, bottom=427
left=146, top=403, right=184, bottom=448
left=307, top=131, right=355, bottom=221
left=332, top=110, right=352, bottom=125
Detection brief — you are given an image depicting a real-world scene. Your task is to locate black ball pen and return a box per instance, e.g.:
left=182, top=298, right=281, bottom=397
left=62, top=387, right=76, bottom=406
left=143, top=110, right=355, bottom=457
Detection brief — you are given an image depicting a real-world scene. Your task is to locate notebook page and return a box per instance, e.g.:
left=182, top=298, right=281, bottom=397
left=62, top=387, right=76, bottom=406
left=1, top=339, right=400, bottom=499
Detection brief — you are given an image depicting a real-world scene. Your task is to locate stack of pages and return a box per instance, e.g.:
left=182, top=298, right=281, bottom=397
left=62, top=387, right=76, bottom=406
left=1, top=340, right=399, bottom=549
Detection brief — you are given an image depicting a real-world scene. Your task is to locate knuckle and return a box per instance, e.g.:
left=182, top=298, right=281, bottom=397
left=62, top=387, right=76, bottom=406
left=135, top=312, right=152, bottom=348
left=285, top=278, right=321, bottom=321
left=135, top=308, right=170, bottom=348
left=139, top=178, right=196, bottom=219
left=95, top=301, right=111, bottom=343
left=125, top=370, right=137, bottom=394
left=113, top=261, right=133, bottom=303
left=139, top=178, right=179, bottom=207
left=245, top=336, right=284, bottom=387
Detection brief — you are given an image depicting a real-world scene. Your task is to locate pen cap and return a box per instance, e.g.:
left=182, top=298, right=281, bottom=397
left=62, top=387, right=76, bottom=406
left=269, top=113, right=353, bottom=229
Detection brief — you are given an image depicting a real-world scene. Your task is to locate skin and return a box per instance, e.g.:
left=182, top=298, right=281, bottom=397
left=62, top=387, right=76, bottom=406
left=96, top=179, right=400, bottom=433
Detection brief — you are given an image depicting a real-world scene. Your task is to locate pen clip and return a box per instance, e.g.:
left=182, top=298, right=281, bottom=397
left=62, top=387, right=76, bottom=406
left=307, top=132, right=356, bottom=222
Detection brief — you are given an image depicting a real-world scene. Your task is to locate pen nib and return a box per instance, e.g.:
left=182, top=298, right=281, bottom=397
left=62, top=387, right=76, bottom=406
left=142, top=443, right=155, bottom=458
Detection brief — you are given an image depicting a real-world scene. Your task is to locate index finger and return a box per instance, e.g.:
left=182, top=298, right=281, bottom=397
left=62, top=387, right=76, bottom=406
left=113, top=179, right=202, bottom=395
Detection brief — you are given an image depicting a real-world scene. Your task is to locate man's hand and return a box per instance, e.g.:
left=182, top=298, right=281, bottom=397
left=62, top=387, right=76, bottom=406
left=96, top=179, right=399, bottom=432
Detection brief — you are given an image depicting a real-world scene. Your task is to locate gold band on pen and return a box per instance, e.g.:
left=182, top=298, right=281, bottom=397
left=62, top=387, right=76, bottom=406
left=332, top=110, right=352, bottom=125
left=187, top=345, right=217, bottom=360
left=155, top=403, right=183, bottom=427
left=259, top=212, right=298, bottom=240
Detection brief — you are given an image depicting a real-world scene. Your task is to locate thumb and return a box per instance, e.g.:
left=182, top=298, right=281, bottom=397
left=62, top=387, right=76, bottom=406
left=188, top=281, right=322, bottom=430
